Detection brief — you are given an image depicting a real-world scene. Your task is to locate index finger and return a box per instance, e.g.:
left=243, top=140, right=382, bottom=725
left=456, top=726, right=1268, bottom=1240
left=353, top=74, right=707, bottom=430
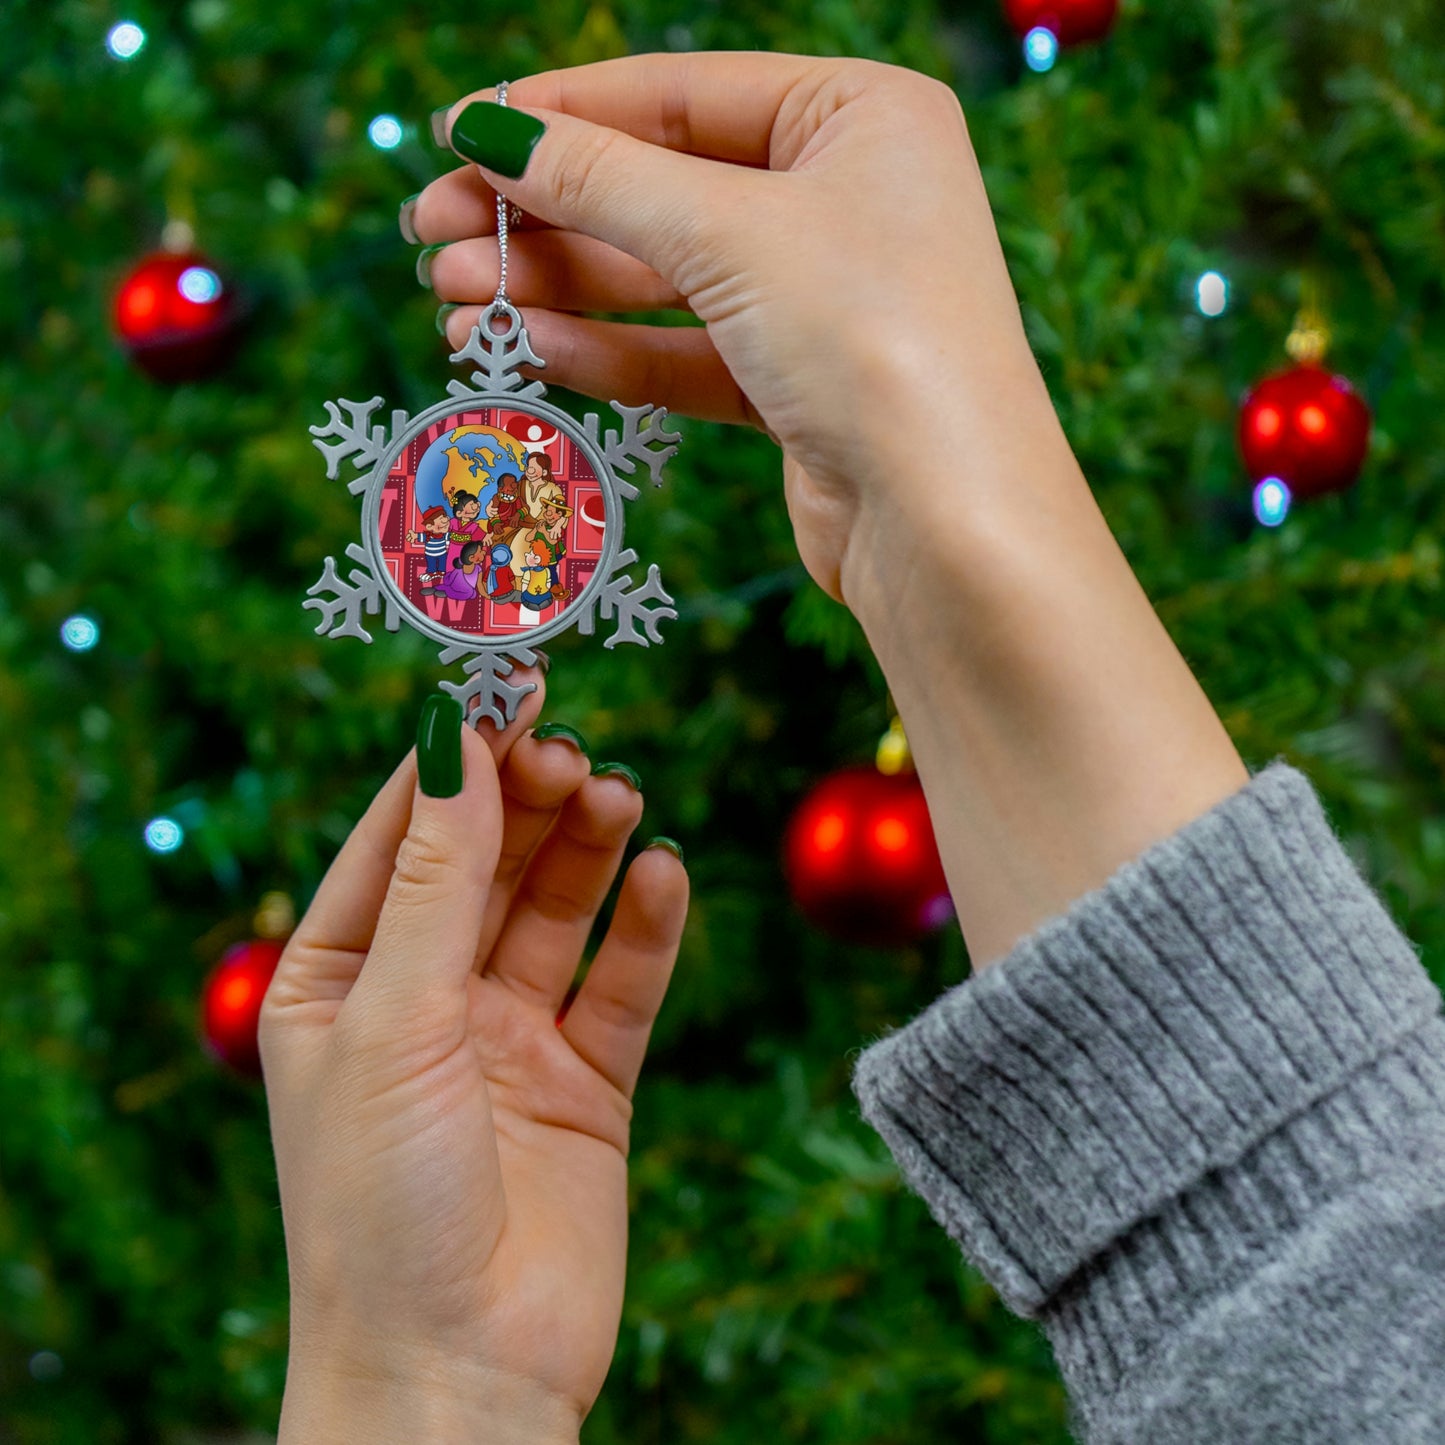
left=464, top=51, right=850, bottom=167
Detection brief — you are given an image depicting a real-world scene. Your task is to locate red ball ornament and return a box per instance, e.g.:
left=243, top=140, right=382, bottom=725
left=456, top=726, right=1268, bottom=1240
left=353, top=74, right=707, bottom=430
left=200, top=939, right=283, bottom=1077
left=1003, top=0, right=1118, bottom=46
left=1238, top=363, right=1372, bottom=500
left=113, top=250, right=239, bottom=382
left=784, top=766, right=954, bottom=948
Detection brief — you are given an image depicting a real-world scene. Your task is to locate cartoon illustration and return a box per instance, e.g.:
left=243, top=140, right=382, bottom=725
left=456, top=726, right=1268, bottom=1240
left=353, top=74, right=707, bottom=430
left=483, top=543, right=518, bottom=604
left=519, top=533, right=561, bottom=611
left=407, top=505, right=452, bottom=586
left=487, top=471, right=534, bottom=545
left=425, top=539, right=487, bottom=601
left=528, top=491, right=573, bottom=602
left=521, top=451, right=557, bottom=517
left=446, top=490, right=488, bottom=571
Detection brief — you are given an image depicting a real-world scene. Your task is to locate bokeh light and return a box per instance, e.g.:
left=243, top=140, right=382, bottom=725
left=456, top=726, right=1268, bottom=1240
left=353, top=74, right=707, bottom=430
left=144, top=817, right=185, bottom=853
left=178, top=266, right=222, bottom=303
left=1253, top=476, right=1292, bottom=528
left=368, top=114, right=404, bottom=150
left=105, top=21, right=146, bottom=59
left=1024, top=26, right=1059, bottom=72
left=60, top=615, right=100, bottom=652
left=1196, top=270, right=1229, bottom=317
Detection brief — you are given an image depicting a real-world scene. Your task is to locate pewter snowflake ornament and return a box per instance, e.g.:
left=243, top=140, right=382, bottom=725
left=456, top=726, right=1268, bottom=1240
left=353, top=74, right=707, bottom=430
left=304, top=303, right=680, bottom=728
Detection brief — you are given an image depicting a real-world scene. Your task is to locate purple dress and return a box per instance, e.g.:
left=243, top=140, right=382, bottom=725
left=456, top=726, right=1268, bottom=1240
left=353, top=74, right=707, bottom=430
left=436, top=565, right=480, bottom=601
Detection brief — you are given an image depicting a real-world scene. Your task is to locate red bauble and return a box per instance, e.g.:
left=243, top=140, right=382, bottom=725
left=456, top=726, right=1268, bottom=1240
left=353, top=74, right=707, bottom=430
left=1238, top=363, right=1372, bottom=500
left=113, top=251, right=239, bottom=382
left=200, top=940, right=283, bottom=1077
left=1003, top=0, right=1118, bottom=45
left=784, top=766, right=954, bottom=948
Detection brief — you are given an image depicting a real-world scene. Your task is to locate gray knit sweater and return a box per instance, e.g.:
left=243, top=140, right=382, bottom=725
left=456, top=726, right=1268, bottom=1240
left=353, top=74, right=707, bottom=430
left=849, top=758, right=1445, bottom=1442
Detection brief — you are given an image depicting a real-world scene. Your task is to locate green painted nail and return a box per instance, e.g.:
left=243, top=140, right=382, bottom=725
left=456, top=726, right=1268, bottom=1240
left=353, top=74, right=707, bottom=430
left=398, top=193, right=421, bottom=245
left=416, top=242, right=448, bottom=289
left=430, top=105, right=452, bottom=148
left=417, top=694, right=464, bottom=798
left=644, top=836, right=684, bottom=865
left=592, top=760, right=642, bottom=792
left=450, top=100, right=546, bottom=179
left=435, top=302, right=460, bottom=337
left=533, top=722, right=589, bottom=755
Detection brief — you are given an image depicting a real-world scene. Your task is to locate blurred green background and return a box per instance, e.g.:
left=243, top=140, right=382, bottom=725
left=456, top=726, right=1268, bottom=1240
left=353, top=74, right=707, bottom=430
left=4, top=0, right=1445, bottom=1440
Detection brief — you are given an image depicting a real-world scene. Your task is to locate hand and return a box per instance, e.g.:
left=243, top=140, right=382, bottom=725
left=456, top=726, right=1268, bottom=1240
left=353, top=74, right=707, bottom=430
left=412, top=53, right=1068, bottom=603
left=260, top=679, right=688, bottom=1442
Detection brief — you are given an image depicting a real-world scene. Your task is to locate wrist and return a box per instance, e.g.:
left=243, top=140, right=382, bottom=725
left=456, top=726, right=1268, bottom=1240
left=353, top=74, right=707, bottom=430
left=279, top=1338, right=582, bottom=1445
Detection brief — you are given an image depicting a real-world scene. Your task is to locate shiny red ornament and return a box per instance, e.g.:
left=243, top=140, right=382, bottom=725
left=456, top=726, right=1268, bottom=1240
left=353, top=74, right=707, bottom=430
left=784, top=766, right=954, bottom=948
left=1003, top=0, right=1118, bottom=45
left=200, top=939, right=283, bottom=1077
left=113, top=250, right=239, bottom=382
left=1238, top=363, right=1372, bottom=500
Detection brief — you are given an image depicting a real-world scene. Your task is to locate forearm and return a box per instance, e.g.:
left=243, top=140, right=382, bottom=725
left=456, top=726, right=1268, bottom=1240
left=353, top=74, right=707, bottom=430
left=842, top=375, right=1249, bottom=972
left=279, top=1342, right=582, bottom=1445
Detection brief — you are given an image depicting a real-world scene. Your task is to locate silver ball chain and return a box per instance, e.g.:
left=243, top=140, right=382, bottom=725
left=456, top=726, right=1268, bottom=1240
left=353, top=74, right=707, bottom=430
left=491, top=82, right=524, bottom=318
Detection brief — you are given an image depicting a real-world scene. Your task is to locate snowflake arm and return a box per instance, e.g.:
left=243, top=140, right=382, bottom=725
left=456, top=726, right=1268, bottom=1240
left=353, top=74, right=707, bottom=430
left=310, top=397, right=410, bottom=491
left=436, top=645, right=540, bottom=730
left=582, top=402, right=681, bottom=501
left=303, top=544, right=398, bottom=642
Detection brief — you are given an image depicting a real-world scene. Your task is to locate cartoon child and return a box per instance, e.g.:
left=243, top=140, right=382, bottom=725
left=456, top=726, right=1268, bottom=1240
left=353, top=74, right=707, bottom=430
left=407, top=505, right=452, bottom=586
left=483, top=543, right=518, bottom=604
left=430, top=540, right=486, bottom=601
left=445, top=490, right=488, bottom=571
left=535, top=492, right=572, bottom=601
left=519, top=533, right=559, bottom=611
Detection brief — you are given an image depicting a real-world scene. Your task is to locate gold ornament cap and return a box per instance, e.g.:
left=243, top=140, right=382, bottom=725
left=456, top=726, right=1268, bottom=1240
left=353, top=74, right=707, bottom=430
left=876, top=716, right=913, bottom=776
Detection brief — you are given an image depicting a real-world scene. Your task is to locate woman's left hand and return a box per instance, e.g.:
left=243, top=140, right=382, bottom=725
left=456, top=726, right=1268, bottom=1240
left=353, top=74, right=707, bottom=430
left=260, top=676, right=688, bottom=1443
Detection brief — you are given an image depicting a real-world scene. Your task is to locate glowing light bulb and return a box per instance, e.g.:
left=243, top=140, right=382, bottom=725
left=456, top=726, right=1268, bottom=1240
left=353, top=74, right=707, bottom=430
left=812, top=812, right=847, bottom=855
left=368, top=114, right=404, bottom=150
left=1024, top=26, right=1059, bottom=72
left=144, top=817, right=185, bottom=853
left=1196, top=271, right=1228, bottom=317
left=106, top=21, right=146, bottom=59
left=60, top=615, right=100, bottom=651
left=178, top=266, right=222, bottom=303
left=1253, top=477, right=1291, bottom=528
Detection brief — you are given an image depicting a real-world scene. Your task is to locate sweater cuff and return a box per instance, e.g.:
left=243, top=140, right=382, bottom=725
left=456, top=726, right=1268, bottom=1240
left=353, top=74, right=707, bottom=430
left=849, top=758, right=1443, bottom=1317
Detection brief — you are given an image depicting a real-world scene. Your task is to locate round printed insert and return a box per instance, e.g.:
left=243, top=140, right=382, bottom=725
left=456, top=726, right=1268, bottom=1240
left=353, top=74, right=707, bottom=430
left=378, top=406, right=605, bottom=639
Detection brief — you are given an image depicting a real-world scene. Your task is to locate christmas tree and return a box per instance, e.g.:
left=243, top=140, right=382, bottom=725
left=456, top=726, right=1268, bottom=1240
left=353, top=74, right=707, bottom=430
left=5, top=1, right=1445, bottom=1440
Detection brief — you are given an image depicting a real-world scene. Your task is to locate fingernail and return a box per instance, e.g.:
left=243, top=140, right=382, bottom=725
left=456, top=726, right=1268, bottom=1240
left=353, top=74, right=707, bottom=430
left=398, top=193, right=421, bottom=245
left=416, top=242, right=448, bottom=289
left=591, top=760, right=642, bottom=791
left=450, top=100, right=546, bottom=179
left=435, top=302, right=460, bottom=337
left=531, top=648, right=552, bottom=676
left=417, top=694, right=464, bottom=798
left=644, top=836, right=685, bottom=865
left=430, top=105, right=453, bottom=148
left=533, top=722, right=589, bottom=756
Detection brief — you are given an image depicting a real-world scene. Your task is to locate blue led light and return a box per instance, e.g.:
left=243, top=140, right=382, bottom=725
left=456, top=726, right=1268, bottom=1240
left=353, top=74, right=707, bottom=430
left=144, top=817, right=185, bottom=853
left=1253, top=477, right=1292, bottom=529
left=106, top=21, right=146, bottom=59
left=1024, top=26, right=1059, bottom=72
left=178, top=266, right=222, bottom=303
left=60, top=615, right=100, bottom=651
left=1196, top=270, right=1229, bottom=317
left=368, top=114, right=404, bottom=150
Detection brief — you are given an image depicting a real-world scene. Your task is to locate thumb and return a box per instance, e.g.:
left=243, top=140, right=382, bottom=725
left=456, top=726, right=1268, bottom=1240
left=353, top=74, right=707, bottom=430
left=442, top=95, right=744, bottom=291
left=347, top=695, right=503, bottom=1025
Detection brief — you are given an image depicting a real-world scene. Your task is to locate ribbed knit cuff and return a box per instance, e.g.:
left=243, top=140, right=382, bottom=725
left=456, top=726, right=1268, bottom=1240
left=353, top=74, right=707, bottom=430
left=849, top=758, right=1444, bottom=1321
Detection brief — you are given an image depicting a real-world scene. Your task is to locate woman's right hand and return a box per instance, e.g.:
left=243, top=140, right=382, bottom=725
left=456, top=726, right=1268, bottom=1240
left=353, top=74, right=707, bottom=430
left=410, top=53, right=1072, bottom=607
